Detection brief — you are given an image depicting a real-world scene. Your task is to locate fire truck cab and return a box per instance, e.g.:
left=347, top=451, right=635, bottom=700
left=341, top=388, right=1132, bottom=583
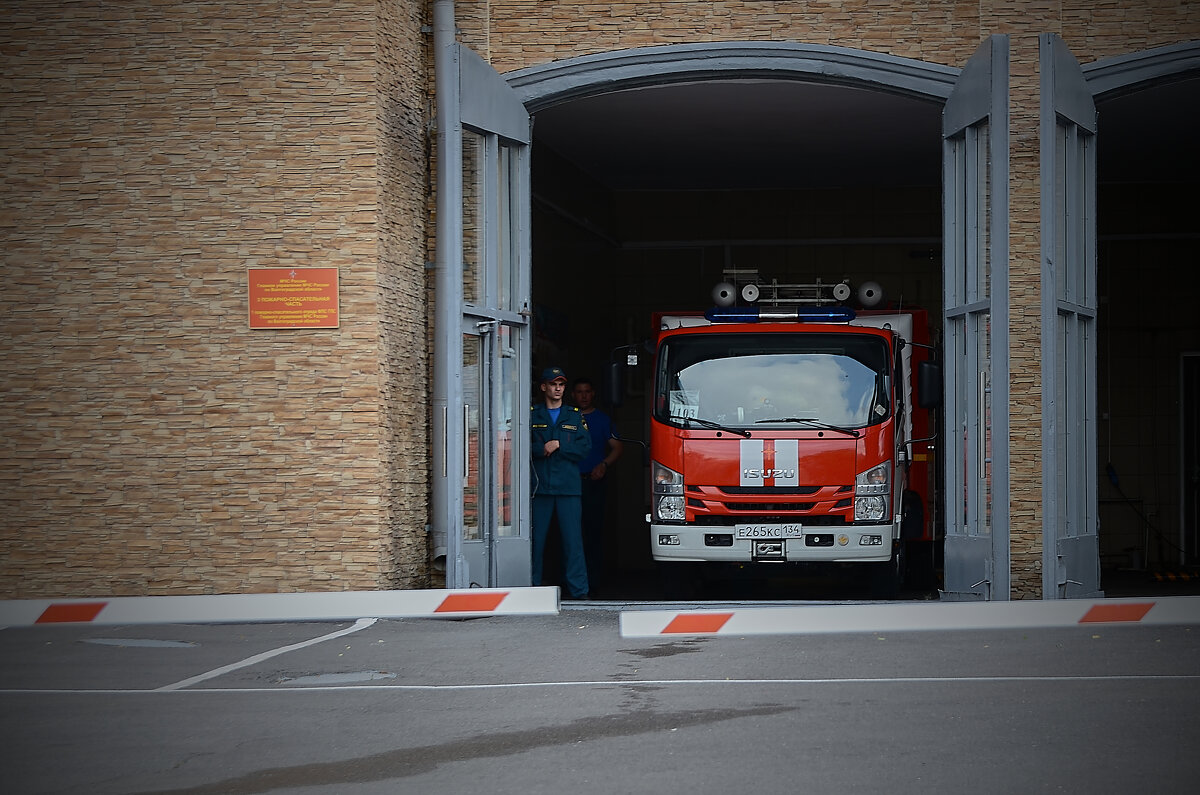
left=637, top=275, right=940, bottom=595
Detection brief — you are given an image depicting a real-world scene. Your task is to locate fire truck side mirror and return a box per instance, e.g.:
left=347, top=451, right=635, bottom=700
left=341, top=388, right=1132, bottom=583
left=917, top=360, right=942, bottom=409
left=606, top=360, right=625, bottom=407
left=606, top=342, right=647, bottom=408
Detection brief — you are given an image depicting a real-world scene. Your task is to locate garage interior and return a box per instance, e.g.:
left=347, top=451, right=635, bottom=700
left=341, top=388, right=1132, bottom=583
left=526, top=73, right=1200, bottom=598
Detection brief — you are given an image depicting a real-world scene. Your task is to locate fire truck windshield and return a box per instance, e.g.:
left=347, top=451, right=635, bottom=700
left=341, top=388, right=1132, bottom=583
left=655, top=332, right=891, bottom=430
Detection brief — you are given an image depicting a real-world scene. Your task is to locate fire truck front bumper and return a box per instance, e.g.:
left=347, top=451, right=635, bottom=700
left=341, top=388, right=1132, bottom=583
left=650, top=522, right=900, bottom=564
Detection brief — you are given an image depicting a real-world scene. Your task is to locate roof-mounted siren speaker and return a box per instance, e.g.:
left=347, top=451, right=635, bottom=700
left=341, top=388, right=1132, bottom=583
left=712, top=282, right=737, bottom=308
left=857, top=280, right=884, bottom=308
left=831, top=282, right=852, bottom=303
left=740, top=283, right=760, bottom=303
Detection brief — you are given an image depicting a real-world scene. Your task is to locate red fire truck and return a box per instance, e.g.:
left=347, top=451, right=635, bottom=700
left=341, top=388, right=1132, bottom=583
left=629, top=274, right=940, bottom=596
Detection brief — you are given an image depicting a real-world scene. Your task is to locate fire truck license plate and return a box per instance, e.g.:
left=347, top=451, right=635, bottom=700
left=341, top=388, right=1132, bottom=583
left=735, top=524, right=803, bottom=539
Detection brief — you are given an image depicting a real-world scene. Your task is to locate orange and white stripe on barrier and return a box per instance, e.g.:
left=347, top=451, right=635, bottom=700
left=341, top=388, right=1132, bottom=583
left=0, top=587, right=559, bottom=627
left=618, top=596, right=1200, bottom=638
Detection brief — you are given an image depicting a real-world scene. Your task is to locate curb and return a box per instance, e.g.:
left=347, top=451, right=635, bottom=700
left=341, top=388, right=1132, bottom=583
left=618, top=596, right=1200, bottom=637
left=0, top=587, right=560, bottom=626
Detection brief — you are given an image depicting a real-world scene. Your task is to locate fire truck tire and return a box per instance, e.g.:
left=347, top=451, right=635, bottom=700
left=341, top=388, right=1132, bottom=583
left=903, top=539, right=939, bottom=595
left=660, top=562, right=703, bottom=599
left=901, top=490, right=924, bottom=540
left=869, top=541, right=905, bottom=598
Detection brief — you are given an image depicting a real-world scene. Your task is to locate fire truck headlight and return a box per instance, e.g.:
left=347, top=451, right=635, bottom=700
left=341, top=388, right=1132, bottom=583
left=855, top=462, right=890, bottom=496
left=652, top=461, right=686, bottom=521
left=652, top=461, right=684, bottom=495
left=854, top=462, right=890, bottom=522
left=656, top=495, right=686, bottom=521
left=855, top=495, right=887, bottom=521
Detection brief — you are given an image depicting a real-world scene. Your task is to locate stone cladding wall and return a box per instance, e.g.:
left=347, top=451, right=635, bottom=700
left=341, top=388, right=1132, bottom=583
left=378, top=0, right=434, bottom=588
left=468, top=1, right=984, bottom=68
left=0, top=1, right=430, bottom=596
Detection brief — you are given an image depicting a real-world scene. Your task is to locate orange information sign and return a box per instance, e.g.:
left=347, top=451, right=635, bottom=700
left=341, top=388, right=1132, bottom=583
left=248, top=268, right=340, bottom=329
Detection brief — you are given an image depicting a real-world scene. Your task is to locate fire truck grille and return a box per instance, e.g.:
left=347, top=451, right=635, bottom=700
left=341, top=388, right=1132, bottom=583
left=685, top=484, right=854, bottom=519
left=718, top=486, right=822, bottom=496
left=725, top=502, right=815, bottom=512
left=691, top=516, right=850, bottom=527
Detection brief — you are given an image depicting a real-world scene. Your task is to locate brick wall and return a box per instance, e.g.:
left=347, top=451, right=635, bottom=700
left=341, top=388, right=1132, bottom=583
left=0, top=1, right=430, bottom=596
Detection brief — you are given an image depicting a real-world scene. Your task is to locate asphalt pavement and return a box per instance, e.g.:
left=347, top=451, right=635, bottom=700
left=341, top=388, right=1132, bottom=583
left=2, top=599, right=1199, bottom=794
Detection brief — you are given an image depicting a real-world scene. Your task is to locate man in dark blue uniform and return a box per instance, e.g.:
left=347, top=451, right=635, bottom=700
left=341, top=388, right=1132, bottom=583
left=531, top=366, right=592, bottom=599
left=572, top=377, right=624, bottom=593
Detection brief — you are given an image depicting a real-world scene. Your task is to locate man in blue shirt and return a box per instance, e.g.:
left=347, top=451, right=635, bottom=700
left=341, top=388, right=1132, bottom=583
left=530, top=366, right=591, bottom=599
left=572, top=377, right=623, bottom=593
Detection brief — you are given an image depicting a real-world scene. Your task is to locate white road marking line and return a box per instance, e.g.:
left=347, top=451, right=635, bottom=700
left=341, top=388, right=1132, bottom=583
left=154, top=617, right=378, bottom=692
left=3, top=673, right=1198, bottom=696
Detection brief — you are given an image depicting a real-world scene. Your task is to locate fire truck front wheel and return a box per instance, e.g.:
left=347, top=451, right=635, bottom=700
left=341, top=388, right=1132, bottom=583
left=869, top=541, right=905, bottom=598
left=658, top=561, right=704, bottom=599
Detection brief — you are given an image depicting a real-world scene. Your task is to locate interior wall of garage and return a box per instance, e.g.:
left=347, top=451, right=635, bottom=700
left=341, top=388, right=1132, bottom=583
left=1096, top=183, right=1200, bottom=572
left=1085, top=63, right=1200, bottom=579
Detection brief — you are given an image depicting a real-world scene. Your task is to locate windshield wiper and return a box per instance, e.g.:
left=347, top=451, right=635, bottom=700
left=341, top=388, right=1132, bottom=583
left=668, top=414, right=751, bottom=438
left=754, top=417, right=859, bottom=438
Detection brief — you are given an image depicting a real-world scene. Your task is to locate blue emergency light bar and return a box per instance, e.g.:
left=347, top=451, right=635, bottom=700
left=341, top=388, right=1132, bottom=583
left=704, top=305, right=857, bottom=323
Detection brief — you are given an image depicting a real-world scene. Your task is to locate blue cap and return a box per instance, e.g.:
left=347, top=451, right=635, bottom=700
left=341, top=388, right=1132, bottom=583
left=541, top=366, right=567, bottom=382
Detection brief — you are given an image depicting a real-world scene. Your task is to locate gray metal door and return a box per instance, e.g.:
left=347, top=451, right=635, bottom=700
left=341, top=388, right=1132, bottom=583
left=460, top=46, right=533, bottom=588
left=460, top=316, right=527, bottom=587
left=1040, top=34, right=1102, bottom=598
left=941, top=35, right=1011, bottom=600
left=435, top=43, right=532, bottom=588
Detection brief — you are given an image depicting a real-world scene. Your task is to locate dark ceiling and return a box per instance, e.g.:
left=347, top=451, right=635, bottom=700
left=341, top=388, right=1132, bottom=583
left=532, top=80, right=943, bottom=192
left=529, top=76, right=1200, bottom=193
left=1094, top=76, right=1200, bottom=183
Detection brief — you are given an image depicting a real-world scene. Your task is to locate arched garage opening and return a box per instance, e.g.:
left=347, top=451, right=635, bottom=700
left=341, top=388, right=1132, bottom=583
left=1086, top=43, right=1200, bottom=590
left=507, top=44, right=958, bottom=598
